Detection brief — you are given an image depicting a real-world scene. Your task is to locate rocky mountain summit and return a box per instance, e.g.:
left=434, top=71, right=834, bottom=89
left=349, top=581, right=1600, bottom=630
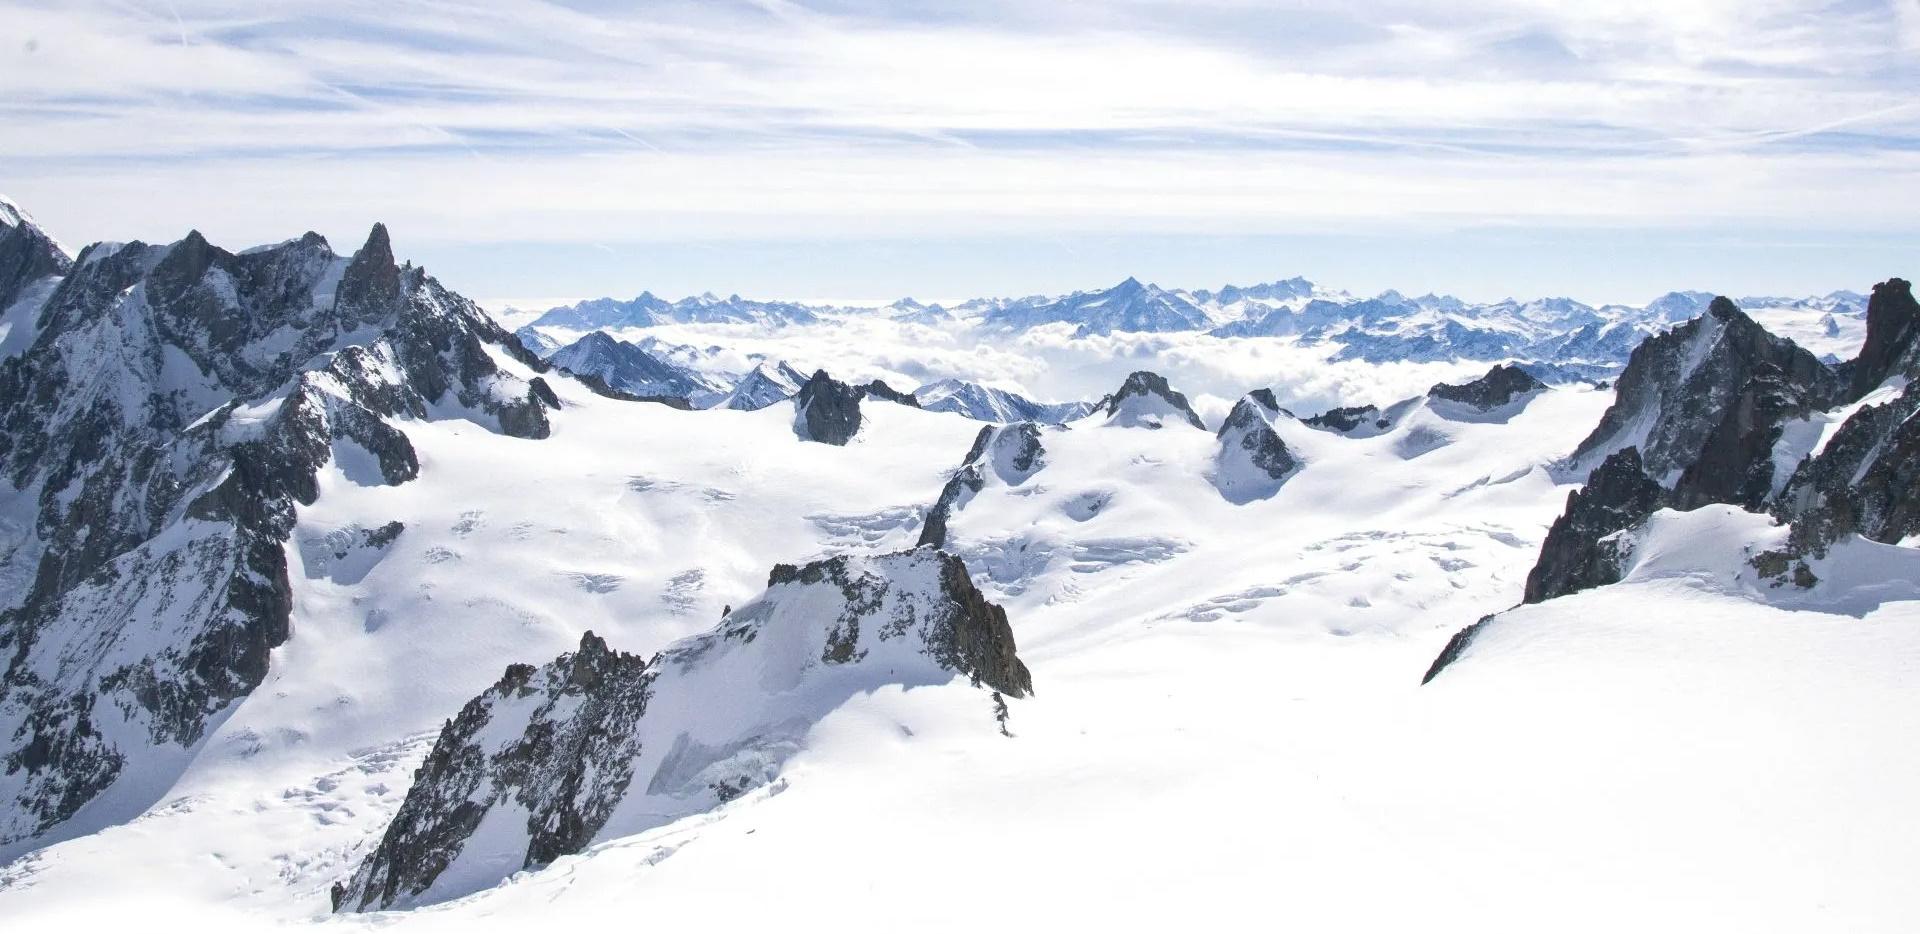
left=1562, top=297, right=1843, bottom=509
left=0, top=212, right=572, bottom=850
left=717, top=360, right=810, bottom=411
left=1098, top=371, right=1207, bottom=430
left=1845, top=278, right=1918, bottom=400
left=982, top=277, right=1211, bottom=337
left=919, top=422, right=1047, bottom=549
left=1433, top=285, right=1920, bottom=680
left=336, top=547, right=1029, bottom=911
left=1212, top=390, right=1303, bottom=503
left=1427, top=364, right=1546, bottom=415
left=545, top=330, right=726, bottom=404
left=792, top=370, right=865, bottom=445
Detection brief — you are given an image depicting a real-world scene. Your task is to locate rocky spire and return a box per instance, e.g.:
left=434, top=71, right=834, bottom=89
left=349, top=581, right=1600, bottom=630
left=1849, top=277, right=1919, bottom=400
left=334, top=222, right=403, bottom=321
left=793, top=369, right=863, bottom=444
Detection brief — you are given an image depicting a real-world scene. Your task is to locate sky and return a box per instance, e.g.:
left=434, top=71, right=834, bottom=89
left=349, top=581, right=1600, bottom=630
left=4, top=0, right=1919, bottom=307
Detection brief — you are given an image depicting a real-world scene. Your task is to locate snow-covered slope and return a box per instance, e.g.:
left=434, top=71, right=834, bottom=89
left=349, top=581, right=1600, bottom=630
left=5, top=195, right=1920, bottom=934
left=337, top=547, right=1029, bottom=911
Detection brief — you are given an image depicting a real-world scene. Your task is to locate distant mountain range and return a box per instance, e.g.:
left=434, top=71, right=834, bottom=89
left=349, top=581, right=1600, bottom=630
left=514, top=278, right=1868, bottom=381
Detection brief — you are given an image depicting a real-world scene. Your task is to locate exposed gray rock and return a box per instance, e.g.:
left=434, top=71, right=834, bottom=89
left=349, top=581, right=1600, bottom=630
left=0, top=198, right=70, bottom=315
left=918, top=423, right=1046, bottom=548
left=1301, top=404, right=1389, bottom=435
left=1212, top=389, right=1302, bottom=503
left=1563, top=297, right=1842, bottom=510
left=1428, top=364, right=1546, bottom=413
left=860, top=379, right=920, bottom=408
left=1847, top=277, right=1918, bottom=400
left=716, top=360, right=809, bottom=411
left=337, top=547, right=1029, bottom=911
left=1420, top=615, right=1493, bottom=684
left=1098, top=370, right=1207, bottom=430
left=1524, top=447, right=1666, bottom=603
left=1774, top=378, right=1920, bottom=556
left=334, top=632, right=651, bottom=913
left=792, top=370, right=863, bottom=444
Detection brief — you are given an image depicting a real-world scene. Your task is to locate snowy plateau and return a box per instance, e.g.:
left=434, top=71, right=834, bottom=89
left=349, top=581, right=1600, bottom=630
left=2, top=196, right=1919, bottom=933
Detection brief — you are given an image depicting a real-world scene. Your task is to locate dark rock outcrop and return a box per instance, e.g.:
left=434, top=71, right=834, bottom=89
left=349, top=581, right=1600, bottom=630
left=1420, top=615, right=1493, bottom=684
left=1774, top=379, right=1920, bottom=556
left=1848, top=278, right=1918, bottom=400
left=1524, top=447, right=1667, bottom=603
left=918, top=423, right=1046, bottom=548
left=1428, top=364, right=1546, bottom=412
left=1212, top=389, right=1303, bottom=503
left=792, top=370, right=863, bottom=445
left=335, top=632, right=651, bottom=913
left=337, top=548, right=1029, bottom=911
left=861, top=379, right=920, bottom=408
left=1302, top=404, right=1389, bottom=435
left=0, top=199, right=70, bottom=313
left=1098, top=370, right=1207, bottom=430
left=1563, top=297, right=1842, bottom=510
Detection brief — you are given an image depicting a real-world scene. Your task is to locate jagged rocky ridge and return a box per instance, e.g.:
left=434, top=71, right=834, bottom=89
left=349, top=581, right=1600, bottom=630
left=1562, top=297, right=1843, bottom=510
left=1520, top=298, right=1846, bottom=605
left=1773, top=279, right=1920, bottom=556
left=1301, top=404, right=1391, bottom=436
left=336, top=547, right=1030, bottom=911
left=0, top=216, right=572, bottom=849
left=1431, top=286, right=1920, bottom=680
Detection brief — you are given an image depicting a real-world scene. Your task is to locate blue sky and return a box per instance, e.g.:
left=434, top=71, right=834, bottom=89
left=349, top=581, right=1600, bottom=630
left=4, top=0, right=1918, bottom=306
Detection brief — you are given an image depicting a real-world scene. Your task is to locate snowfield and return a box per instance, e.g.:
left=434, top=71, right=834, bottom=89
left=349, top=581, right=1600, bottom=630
left=1, top=199, right=1915, bottom=931
left=6, top=354, right=1916, bottom=932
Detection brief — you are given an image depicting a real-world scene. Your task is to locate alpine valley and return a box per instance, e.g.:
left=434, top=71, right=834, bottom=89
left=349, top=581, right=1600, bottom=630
left=4, top=196, right=1919, bottom=933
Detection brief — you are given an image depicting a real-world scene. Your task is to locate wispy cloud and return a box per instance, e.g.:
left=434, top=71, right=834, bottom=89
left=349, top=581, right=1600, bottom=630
left=2, top=0, right=1915, bottom=294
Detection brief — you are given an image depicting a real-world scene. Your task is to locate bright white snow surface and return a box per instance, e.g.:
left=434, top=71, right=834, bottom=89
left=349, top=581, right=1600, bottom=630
left=4, top=369, right=1920, bottom=932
